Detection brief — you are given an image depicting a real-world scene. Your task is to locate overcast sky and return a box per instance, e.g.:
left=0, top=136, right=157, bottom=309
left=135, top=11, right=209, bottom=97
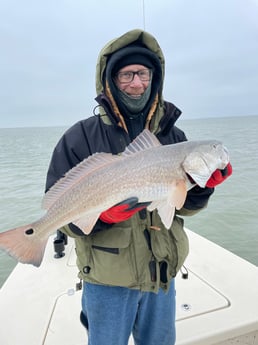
left=1, top=0, right=258, bottom=128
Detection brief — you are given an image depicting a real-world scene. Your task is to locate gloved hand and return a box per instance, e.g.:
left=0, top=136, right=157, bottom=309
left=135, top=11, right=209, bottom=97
left=206, top=162, right=232, bottom=188
left=99, top=197, right=150, bottom=224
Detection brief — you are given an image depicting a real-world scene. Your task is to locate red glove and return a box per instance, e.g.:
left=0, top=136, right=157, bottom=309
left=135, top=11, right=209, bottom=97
left=206, top=162, right=232, bottom=188
left=100, top=197, right=150, bottom=224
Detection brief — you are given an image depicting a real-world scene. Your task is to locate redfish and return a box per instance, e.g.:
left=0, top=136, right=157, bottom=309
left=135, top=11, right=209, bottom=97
left=0, top=130, right=229, bottom=266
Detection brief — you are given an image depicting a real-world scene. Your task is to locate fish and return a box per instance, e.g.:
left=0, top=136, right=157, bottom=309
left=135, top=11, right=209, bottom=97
left=0, top=129, right=229, bottom=267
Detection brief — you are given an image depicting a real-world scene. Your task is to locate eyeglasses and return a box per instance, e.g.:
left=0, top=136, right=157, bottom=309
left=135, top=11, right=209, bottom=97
left=116, top=69, right=152, bottom=83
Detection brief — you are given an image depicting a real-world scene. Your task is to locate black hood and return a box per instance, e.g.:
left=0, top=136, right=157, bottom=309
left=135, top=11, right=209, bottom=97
left=104, top=44, right=163, bottom=121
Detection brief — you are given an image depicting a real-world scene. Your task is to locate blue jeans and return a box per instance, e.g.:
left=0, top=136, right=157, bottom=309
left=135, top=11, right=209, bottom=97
left=81, top=280, right=176, bottom=345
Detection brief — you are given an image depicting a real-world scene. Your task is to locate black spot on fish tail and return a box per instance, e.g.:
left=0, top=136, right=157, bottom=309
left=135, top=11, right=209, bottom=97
left=25, top=228, right=34, bottom=235
left=0, top=225, right=47, bottom=266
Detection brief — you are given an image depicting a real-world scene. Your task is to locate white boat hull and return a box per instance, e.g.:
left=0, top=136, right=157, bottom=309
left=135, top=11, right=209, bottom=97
left=1, top=229, right=258, bottom=345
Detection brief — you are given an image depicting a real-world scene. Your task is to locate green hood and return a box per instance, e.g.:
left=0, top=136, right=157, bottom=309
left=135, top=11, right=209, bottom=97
left=95, top=29, right=165, bottom=97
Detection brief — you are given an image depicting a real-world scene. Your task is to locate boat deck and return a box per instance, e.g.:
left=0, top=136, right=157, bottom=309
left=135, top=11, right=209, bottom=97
left=1, top=229, right=258, bottom=345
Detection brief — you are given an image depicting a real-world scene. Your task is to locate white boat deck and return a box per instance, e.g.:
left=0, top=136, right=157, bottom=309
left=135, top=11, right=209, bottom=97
left=0, top=229, right=258, bottom=345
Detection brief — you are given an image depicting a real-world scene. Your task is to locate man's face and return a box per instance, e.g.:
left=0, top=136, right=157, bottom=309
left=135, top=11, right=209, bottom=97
left=114, top=64, right=151, bottom=98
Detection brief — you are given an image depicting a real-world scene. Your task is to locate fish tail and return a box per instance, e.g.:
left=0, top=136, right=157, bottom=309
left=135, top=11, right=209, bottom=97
left=0, top=225, right=48, bottom=267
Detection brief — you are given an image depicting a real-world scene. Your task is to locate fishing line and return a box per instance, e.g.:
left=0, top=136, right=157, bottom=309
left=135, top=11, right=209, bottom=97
left=142, top=0, right=146, bottom=30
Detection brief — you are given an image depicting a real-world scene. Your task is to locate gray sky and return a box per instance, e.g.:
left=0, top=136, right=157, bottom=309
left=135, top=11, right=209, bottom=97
left=1, top=0, right=258, bottom=128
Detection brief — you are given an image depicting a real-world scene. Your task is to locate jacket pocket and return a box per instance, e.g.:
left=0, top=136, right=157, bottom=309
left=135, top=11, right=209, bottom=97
left=169, top=216, right=189, bottom=273
left=150, top=212, right=189, bottom=277
left=91, top=245, right=119, bottom=254
left=88, top=226, right=136, bottom=286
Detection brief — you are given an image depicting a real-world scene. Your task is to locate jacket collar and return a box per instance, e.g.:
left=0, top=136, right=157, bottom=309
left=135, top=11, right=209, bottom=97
left=95, top=93, right=182, bottom=136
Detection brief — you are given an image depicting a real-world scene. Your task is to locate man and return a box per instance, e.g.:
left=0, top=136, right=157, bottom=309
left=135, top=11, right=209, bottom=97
left=45, top=29, right=232, bottom=345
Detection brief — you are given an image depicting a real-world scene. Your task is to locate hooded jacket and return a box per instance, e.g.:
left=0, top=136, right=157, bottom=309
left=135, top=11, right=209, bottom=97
left=45, top=29, right=214, bottom=292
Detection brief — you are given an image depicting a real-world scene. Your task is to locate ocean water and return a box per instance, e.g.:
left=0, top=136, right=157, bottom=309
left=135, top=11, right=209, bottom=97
left=0, top=116, right=257, bottom=287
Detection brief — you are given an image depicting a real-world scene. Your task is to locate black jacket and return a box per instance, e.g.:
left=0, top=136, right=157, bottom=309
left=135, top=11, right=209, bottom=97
left=46, top=99, right=214, bottom=222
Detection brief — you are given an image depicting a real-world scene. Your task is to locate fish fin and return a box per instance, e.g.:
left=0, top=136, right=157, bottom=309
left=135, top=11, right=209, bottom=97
left=43, top=152, right=120, bottom=210
left=0, top=225, right=48, bottom=267
left=72, top=214, right=100, bottom=235
left=122, top=129, right=161, bottom=156
left=147, top=201, right=160, bottom=212
left=174, top=180, right=188, bottom=209
left=147, top=180, right=187, bottom=229
left=157, top=201, right=176, bottom=230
